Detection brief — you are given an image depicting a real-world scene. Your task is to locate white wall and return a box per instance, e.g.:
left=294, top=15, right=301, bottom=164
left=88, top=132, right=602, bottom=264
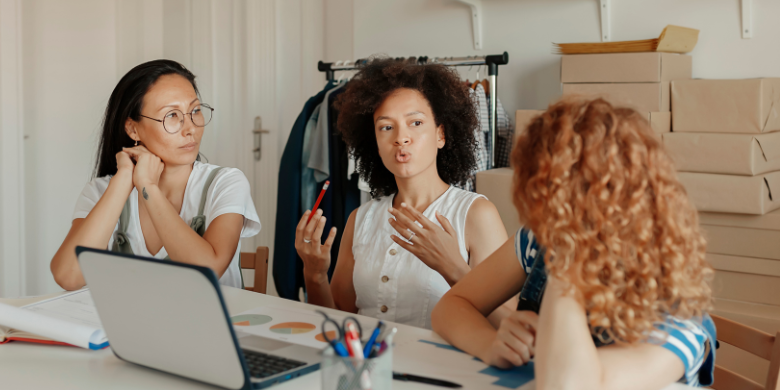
left=22, top=0, right=119, bottom=295
left=0, top=0, right=26, bottom=298
left=324, top=0, right=353, bottom=61
left=325, top=0, right=780, bottom=116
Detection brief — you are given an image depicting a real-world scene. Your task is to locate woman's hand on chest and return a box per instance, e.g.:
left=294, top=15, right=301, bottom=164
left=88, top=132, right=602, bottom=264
left=123, top=146, right=164, bottom=189
left=387, top=203, right=469, bottom=286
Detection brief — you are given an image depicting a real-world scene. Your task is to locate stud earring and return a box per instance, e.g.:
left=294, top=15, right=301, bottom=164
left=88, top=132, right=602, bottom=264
left=135, top=140, right=138, bottom=146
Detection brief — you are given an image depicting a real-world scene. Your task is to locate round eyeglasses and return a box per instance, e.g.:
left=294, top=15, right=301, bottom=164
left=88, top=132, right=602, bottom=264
left=139, top=104, right=214, bottom=134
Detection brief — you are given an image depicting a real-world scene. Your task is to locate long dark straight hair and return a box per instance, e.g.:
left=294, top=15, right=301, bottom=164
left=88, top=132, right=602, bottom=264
left=94, top=59, right=199, bottom=178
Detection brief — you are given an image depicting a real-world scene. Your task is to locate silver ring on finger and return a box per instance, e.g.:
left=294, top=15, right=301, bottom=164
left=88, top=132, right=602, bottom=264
left=303, top=238, right=312, bottom=244
left=407, top=230, right=416, bottom=241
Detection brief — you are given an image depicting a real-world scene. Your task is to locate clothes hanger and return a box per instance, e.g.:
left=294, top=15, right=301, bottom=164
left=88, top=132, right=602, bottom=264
left=471, top=60, right=481, bottom=90
left=336, top=61, right=350, bottom=83
left=480, top=64, right=489, bottom=95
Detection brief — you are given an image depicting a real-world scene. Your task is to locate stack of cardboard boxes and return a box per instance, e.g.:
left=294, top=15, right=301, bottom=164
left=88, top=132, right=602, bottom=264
left=560, top=52, right=692, bottom=136
left=665, top=79, right=780, bottom=384
left=477, top=52, right=691, bottom=235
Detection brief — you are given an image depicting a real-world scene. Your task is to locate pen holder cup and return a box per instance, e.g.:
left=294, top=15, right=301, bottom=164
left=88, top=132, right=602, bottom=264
left=320, top=335, right=393, bottom=390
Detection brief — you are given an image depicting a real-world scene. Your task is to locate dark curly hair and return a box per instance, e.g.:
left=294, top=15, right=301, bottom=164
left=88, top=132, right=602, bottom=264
left=335, top=57, right=479, bottom=198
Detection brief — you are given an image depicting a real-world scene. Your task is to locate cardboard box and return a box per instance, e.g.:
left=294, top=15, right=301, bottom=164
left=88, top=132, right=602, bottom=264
left=515, top=110, right=544, bottom=136
left=664, top=131, right=780, bottom=175
left=677, top=171, right=780, bottom=214
left=707, top=253, right=780, bottom=277
left=672, top=78, right=780, bottom=133
left=562, top=82, right=670, bottom=113
left=701, top=224, right=780, bottom=260
left=699, top=208, right=780, bottom=230
left=713, top=270, right=780, bottom=306
left=475, top=168, right=520, bottom=237
left=561, top=52, right=692, bottom=83
left=648, top=111, right=671, bottom=133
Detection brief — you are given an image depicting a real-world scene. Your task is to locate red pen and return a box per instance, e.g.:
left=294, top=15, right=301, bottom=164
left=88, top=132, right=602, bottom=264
left=343, top=322, right=372, bottom=389
left=343, top=322, right=363, bottom=358
left=307, top=181, right=330, bottom=223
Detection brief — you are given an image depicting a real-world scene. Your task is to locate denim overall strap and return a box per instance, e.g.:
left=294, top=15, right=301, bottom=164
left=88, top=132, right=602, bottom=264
left=111, top=198, right=134, bottom=254
left=514, top=241, right=613, bottom=347
left=189, top=167, right=224, bottom=236
left=516, top=246, right=548, bottom=313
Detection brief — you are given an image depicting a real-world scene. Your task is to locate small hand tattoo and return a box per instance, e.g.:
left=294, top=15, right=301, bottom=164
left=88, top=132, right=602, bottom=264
left=142, top=187, right=149, bottom=200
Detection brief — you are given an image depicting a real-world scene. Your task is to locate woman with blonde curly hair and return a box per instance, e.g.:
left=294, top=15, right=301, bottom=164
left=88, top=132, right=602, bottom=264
left=432, top=97, right=716, bottom=389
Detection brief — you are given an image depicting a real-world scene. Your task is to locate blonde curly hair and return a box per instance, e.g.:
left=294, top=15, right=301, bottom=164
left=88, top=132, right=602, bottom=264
left=512, top=97, right=713, bottom=344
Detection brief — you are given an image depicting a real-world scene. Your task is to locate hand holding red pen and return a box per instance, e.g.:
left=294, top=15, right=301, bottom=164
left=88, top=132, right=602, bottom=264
left=295, top=183, right=337, bottom=280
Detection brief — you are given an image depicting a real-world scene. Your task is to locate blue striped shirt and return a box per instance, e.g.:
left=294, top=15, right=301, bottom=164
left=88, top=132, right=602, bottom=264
left=514, top=227, right=716, bottom=387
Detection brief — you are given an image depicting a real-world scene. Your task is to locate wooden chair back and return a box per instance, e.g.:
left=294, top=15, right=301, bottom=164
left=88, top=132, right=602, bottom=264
left=711, top=314, right=780, bottom=390
left=240, top=246, right=269, bottom=294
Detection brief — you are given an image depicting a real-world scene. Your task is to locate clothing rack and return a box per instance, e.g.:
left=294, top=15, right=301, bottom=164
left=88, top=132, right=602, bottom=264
left=317, top=52, right=509, bottom=169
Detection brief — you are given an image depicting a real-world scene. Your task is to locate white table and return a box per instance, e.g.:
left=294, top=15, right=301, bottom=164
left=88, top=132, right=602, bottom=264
left=0, top=287, right=695, bottom=389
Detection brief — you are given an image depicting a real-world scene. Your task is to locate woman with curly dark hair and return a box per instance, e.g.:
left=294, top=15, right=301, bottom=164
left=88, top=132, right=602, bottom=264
left=432, top=98, right=716, bottom=388
left=293, top=58, right=515, bottom=329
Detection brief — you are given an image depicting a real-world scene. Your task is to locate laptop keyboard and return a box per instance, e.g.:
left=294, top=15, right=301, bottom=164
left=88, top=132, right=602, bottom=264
left=242, top=349, right=307, bottom=379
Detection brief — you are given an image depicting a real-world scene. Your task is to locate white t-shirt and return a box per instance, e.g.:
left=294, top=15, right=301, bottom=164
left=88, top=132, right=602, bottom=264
left=72, top=161, right=261, bottom=288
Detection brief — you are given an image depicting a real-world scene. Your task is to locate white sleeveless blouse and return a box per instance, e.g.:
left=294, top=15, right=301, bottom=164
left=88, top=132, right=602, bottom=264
left=352, top=186, right=485, bottom=329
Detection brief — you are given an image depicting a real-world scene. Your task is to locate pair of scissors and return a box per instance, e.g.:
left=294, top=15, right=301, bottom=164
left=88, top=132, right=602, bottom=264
left=316, top=310, right=363, bottom=357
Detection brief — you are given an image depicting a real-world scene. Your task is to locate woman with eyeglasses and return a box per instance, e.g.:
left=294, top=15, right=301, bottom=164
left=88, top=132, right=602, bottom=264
left=51, top=59, right=260, bottom=290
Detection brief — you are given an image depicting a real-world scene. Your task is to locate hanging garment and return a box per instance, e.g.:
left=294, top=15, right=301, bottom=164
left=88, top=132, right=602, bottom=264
left=308, top=82, right=346, bottom=185
left=323, top=87, right=361, bottom=279
left=302, top=82, right=347, bottom=257
left=457, top=84, right=490, bottom=192
left=493, top=94, right=514, bottom=168
left=474, top=83, right=491, bottom=172
left=352, top=186, right=486, bottom=329
left=301, top=82, right=347, bottom=214
left=300, top=102, right=322, bottom=214
left=273, top=81, right=338, bottom=301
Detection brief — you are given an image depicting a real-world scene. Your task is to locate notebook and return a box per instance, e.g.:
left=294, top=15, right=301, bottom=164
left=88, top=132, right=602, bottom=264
left=0, top=289, right=108, bottom=350
left=554, top=25, right=699, bottom=54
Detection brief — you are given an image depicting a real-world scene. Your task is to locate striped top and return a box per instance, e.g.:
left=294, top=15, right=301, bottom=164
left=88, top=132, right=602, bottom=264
left=514, top=227, right=716, bottom=387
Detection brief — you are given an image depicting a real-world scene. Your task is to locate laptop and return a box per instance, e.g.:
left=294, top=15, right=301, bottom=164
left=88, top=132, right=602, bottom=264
left=76, top=247, right=321, bottom=389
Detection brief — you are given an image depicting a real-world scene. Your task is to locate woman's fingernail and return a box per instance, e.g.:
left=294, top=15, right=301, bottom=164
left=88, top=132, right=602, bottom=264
left=388, top=207, right=394, bottom=213
left=401, top=202, right=407, bottom=208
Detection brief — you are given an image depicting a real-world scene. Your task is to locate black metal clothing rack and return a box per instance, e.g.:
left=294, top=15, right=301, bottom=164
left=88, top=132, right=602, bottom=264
left=317, top=52, right=509, bottom=169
